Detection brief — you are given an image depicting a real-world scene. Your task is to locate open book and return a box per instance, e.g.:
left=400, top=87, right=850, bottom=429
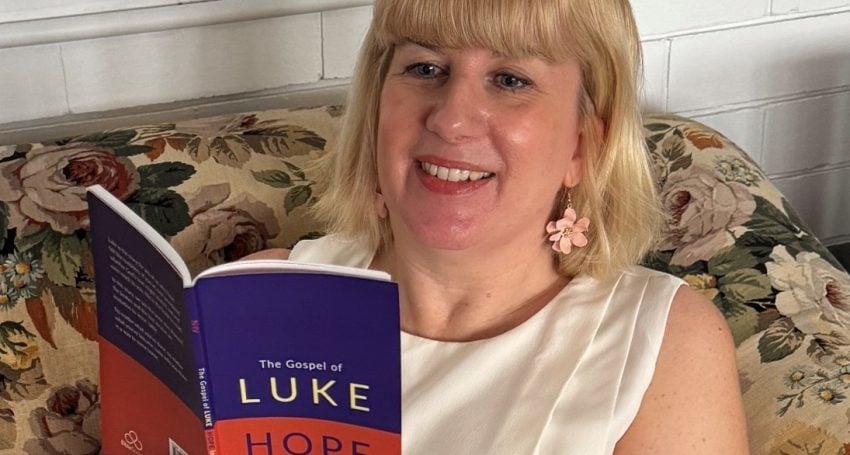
left=87, top=185, right=401, bottom=455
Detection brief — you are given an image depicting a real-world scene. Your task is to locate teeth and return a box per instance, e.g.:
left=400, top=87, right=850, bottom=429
left=420, top=161, right=492, bottom=182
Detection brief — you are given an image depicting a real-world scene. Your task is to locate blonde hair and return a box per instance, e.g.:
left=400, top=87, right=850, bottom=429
left=313, top=0, right=660, bottom=279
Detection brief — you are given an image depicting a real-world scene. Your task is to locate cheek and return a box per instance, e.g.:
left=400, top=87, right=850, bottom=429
left=376, top=86, right=421, bottom=191
left=377, top=85, right=418, bottom=151
left=376, top=93, right=400, bottom=170
left=500, top=113, right=581, bottom=176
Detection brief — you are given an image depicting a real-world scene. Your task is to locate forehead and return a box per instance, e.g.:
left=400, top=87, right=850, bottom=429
left=373, top=0, right=577, bottom=62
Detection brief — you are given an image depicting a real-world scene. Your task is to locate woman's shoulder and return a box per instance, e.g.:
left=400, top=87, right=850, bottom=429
left=240, top=234, right=369, bottom=263
left=661, top=286, right=736, bottom=365
left=599, top=266, right=685, bottom=315
left=241, top=248, right=290, bottom=260
left=246, top=234, right=373, bottom=268
left=615, top=285, right=749, bottom=453
left=621, top=265, right=685, bottom=285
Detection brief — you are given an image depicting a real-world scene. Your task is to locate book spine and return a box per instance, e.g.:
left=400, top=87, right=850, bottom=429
left=185, top=287, right=219, bottom=455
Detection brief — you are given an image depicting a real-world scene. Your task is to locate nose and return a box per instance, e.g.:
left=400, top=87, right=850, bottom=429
left=425, top=75, right=488, bottom=143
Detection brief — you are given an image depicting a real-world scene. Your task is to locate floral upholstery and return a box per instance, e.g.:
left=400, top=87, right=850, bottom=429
left=643, top=116, right=850, bottom=454
left=0, top=107, right=847, bottom=454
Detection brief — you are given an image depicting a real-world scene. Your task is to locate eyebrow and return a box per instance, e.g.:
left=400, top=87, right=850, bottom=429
left=397, top=39, right=507, bottom=59
left=398, top=39, right=439, bottom=52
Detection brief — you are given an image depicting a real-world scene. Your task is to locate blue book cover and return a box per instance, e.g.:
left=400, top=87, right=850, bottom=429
left=87, top=185, right=401, bottom=455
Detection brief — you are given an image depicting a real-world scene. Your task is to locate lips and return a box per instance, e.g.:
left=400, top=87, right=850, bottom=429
left=418, top=160, right=493, bottom=182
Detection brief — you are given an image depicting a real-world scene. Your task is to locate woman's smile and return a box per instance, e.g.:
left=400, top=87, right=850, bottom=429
left=418, top=160, right=493, bottom=182
left=414, top=157, right=495, bottom=196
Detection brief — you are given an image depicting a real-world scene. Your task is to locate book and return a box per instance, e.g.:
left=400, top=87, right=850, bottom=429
left=86, top=185, right=401, bottom=455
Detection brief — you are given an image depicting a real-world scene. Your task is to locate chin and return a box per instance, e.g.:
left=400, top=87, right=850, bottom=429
left=395, top=217, right=482, bottom=251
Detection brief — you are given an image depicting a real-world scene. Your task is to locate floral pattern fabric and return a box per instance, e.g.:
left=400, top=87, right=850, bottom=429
left=643, top=116, right=849, bottom=454
left=0, top=108, right=847, bottom=454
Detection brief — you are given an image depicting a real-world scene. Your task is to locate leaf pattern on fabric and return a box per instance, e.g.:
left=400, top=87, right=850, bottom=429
left=242, top=124, right=327, bottom=157
left=48, top=284, right=97, bottom=342
left=253, top=169, right=294, bottom=188
left=683, top=127, right=725, bottom=150
left=285, top=185, right=313, bottom=215
left=0, top=405, right=15, bottom=449
left=759, top=317, right=806, bottom=363
left=0, top=321, right=38, bottom=371
left=71, top=130, right=137, bottom=149
left=124, top=188, right=192, bottom=237
left=137, top=162, right=196, bottom=188
left=0, top=321, right=48, bottom=402
left=0, top=202, right=8, bottom=248
left=25, top=296, right=56, bottom=349
left=209, top=135, right=254, bottom=167
left=41, top=232, right=83, bottom=288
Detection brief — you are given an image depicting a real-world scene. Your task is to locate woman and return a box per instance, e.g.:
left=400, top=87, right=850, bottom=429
left=251, top=0, right=749, bottom=452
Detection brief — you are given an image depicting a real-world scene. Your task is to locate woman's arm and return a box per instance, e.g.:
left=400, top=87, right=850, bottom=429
left=614, top=286, right=749, bottom=454
left=240, top=248, right=290, bottom=260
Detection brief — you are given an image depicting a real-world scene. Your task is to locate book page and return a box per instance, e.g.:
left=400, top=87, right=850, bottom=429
left=195, top=258, right=391, bottom=283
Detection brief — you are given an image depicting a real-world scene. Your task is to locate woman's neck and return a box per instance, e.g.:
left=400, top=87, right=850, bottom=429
left=371, top=237, right=568, bottom=342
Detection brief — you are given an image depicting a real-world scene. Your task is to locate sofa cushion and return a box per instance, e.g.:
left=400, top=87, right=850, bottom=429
left=0, top=108, right=847, bottom=453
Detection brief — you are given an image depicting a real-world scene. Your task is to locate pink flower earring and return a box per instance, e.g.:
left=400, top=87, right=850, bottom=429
left=546, top=191, right=590, bottom=254
left=375, top=189, right=388, bottom=219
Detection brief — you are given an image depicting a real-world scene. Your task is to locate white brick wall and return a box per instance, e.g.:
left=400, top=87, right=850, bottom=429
left=0, top=0, right=849, bottom=244
left=639, top=39, right=668, bottom=112
left=762, top=92, right=850, bottom=176
left=322, top=6, right=372, bottom=79
left=772, top=0, right=850, bottom=14
left=632, top=0, right=768, bottom=36
left=666, top=13, right=850, bottom=112
left=62, top=15, right=322, bottom=113
left=0, top=44, right=68, bottom=123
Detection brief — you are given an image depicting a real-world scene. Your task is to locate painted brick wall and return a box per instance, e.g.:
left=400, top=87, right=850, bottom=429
left=634, top=1, right=850, bottom=246
left=0, top=0, right=848, bottom=244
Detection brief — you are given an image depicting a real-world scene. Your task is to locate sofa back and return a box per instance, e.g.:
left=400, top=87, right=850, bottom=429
left=1, top=107, right=848, bottom=453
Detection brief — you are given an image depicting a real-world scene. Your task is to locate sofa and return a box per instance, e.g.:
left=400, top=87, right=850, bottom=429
left=0, top=105, right=848, bottom=454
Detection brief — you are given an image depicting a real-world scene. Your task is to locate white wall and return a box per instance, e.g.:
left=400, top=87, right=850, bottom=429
left=1, top=0, right=848, bottom=244
left=634, top=1, right=850, bottom=246
left=0, top=0, right=211, bottom=23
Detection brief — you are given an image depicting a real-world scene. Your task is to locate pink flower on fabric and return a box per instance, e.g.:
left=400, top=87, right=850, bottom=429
left=546, top=207, right=590, bottom=254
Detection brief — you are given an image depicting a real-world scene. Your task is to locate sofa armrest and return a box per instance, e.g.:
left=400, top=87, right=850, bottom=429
left=642, top=114, right=850, bottom=453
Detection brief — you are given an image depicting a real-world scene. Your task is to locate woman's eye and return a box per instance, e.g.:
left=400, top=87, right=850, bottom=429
left=405, top=63, right=443, bottom=79
left=494, top=73, right=532, bottom=91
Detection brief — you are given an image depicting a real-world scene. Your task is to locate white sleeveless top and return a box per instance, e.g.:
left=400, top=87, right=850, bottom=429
left=290, top=235, right=684, bottom=454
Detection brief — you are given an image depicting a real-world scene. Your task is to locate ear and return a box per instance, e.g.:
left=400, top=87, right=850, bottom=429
left=563, top=115, right=604, bottom=188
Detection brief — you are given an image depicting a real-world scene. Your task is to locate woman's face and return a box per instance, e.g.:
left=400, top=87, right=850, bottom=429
left=376, top=42, right=586, bottom=252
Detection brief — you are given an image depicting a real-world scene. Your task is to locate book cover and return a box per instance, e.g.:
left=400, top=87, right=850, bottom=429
left=87, top=185, right=401, bottom=455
